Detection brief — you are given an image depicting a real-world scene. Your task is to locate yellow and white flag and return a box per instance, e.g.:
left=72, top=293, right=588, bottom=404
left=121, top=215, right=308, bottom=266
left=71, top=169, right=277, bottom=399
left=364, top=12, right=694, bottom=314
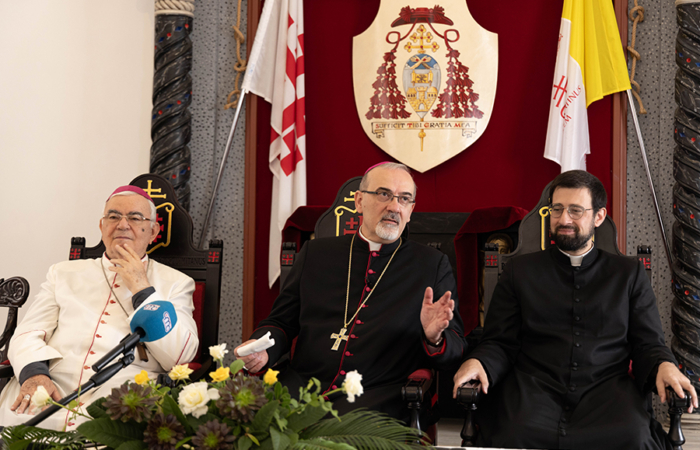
left=544, top=0, right=630, bottom=172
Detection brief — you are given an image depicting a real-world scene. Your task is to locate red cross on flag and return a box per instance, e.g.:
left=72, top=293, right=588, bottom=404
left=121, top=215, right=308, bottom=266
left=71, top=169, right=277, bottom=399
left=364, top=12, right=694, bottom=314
left=543, top=0, right=630, bottom=172
left=242, top=0, right=306, bottom=286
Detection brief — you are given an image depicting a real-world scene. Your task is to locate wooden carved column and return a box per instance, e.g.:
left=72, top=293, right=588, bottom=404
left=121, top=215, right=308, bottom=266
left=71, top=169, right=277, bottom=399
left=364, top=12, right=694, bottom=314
left=152, top=0, right=194, bottom=210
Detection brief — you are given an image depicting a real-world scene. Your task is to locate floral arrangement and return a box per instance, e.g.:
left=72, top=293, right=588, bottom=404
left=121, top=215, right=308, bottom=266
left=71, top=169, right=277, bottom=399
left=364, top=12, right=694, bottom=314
left=2, top=344, right=429, bottom=450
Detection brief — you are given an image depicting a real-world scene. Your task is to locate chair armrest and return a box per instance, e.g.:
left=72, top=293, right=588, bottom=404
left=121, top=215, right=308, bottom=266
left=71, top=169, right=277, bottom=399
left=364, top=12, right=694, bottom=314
left=0, top=363, right=14, bottom=379
left=456, top=381, right=481, bottom=447
left=667, top=388, right=690, bottom=450
left=402, top=369, right=434, bottom=438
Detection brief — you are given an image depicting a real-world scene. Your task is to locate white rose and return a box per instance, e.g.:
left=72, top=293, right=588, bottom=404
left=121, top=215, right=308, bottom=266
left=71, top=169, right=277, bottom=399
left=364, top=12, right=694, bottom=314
left=178, top=382, right=220, bottom=418
left=343, top=370, right=364, bottom=403
left=209, top=344, right=229, bottom=361
left=30, top=386, right=51, bottom=413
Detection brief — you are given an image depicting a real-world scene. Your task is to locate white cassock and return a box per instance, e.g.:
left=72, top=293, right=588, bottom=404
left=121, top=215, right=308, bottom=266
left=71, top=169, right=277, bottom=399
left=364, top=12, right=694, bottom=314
left=0, top=254, right=199, bottom=430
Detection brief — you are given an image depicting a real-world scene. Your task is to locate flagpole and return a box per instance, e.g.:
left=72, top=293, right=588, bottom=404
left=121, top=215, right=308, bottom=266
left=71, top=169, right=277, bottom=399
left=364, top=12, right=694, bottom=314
left=625, top=89, right=674, bottom=271
left=198, top=89, right=248, bottom=249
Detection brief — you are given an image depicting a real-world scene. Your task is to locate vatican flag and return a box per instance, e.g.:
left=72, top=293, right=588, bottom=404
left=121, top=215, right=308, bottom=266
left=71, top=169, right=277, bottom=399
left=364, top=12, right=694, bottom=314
left=544, top=0, right=631, bottom=172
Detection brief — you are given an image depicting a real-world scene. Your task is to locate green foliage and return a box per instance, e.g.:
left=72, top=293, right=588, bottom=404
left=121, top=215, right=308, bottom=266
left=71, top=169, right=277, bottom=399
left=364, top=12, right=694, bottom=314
left=161, top=393, right=193, bottom=434
left=229, top=359, right=245, bottom=375
left=1, top=425, right=89, bottom=450
left=301, top=409, right=429, bottom=450
left=115, top=440, right=148, bottom=450
left=293, top=438, right=356, bottom=450
left=86, top=397, right=108, bottom=419
left=77, top=418, right=145, bottom=449
left=1, top=352, right=433, bottom=450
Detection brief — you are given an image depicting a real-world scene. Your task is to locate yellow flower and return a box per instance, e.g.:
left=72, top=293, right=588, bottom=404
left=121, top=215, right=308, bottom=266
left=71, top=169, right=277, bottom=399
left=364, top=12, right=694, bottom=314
left=210, top=367, right=230, bottom=382
left=169, top=364, right=194, bottom=381
left=135, top=370, right=150, bottom=385
left=263, top=369, right=279, bottom=385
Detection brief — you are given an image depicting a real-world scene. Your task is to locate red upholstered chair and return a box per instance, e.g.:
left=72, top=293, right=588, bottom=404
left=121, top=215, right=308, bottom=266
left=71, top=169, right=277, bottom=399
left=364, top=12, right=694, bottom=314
left=455, top=182, right=689, bottom=448
left=69, top=173, right=223, bottom=380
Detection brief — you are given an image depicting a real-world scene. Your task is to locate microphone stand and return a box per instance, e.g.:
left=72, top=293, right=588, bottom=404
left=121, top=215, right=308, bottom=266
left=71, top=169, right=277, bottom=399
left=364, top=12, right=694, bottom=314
left=24, top=348, right=136, bottom=427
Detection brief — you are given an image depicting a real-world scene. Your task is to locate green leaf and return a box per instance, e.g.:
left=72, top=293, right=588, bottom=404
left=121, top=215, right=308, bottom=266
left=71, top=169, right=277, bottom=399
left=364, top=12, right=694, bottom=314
left=238, top=436, right=253, bottom=450
left=286, top=404, right=329, bottom=433
left=293, top=438, right=356, bottom=450
left=230, top=359, right=246, bottom=375
left=175, top=436, right=193, bottom=448
left=270, top=428, right=291, bottom=450
left=251, top=401, right=279, bottom=432
left=187, top=412, right=219, bottom=430
left=286, top=430, right=299, bottom=447
left=247, top=433, right=261, bottom=446
left=86, top=397, right=108, bottom=419
left=161, top=394, right=193, bottom=434
left=1, top=425, right=88, bottom=450
left=115, top=440, right=147, bottom=450
left=300, top=409, right=428, bottom=449
left=77, top=418, right=144, bottom=449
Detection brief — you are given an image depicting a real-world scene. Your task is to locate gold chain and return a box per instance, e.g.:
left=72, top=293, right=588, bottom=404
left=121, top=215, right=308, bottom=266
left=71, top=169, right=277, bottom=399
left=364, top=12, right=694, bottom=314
left=343, top=233, right=402, bottom=328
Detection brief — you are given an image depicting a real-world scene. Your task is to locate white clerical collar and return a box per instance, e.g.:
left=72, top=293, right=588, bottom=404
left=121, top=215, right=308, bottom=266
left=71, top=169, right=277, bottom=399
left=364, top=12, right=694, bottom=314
left=559, top=244, right=594, bottom=267
left=358, top=228, right=382, bottom=251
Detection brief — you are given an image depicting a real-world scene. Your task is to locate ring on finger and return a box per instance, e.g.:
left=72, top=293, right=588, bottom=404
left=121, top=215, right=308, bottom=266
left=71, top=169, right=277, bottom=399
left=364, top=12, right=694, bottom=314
left=23, top=394, right=31, bottom=401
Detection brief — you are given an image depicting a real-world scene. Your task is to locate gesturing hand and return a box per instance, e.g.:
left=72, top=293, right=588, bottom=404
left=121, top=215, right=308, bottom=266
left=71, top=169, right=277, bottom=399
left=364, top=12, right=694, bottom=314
left=11, top=375, right=61, bottom=415
left=234, top=340, right=269, bottom=374
left=420, top=287, right=454, bottom=344
left=108, top=243, right=151, bottom=293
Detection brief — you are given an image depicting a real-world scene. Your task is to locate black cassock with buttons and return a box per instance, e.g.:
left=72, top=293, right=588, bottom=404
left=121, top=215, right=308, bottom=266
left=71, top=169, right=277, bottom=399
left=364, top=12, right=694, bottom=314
left=250, top=233, right=466, bottom=421
left=469, top=245, right=676, bottom=450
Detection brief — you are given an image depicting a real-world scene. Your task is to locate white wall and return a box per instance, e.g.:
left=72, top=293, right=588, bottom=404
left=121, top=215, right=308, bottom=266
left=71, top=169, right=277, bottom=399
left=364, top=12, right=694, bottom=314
left=0, top=1, right=155, bottom=321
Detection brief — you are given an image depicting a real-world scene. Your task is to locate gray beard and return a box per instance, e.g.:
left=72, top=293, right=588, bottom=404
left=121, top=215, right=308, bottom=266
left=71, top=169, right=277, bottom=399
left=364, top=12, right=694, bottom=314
left=375, top=222, right=400, bottom=241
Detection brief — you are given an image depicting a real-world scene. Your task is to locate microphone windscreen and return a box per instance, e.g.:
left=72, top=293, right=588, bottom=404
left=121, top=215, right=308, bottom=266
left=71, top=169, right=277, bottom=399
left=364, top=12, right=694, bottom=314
left=130, top=300, right=178, bottom=342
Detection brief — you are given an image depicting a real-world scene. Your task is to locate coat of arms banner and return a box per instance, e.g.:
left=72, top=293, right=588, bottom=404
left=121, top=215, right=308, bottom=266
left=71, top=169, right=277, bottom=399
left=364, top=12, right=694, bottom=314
left=353, top=0, right=498, bottom=172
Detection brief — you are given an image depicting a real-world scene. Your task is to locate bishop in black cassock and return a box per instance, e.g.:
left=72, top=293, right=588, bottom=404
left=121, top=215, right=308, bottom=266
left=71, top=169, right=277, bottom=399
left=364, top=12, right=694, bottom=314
left=454, top=171, right=698, bottom=450
left=236, top=163, right=466, bottom=421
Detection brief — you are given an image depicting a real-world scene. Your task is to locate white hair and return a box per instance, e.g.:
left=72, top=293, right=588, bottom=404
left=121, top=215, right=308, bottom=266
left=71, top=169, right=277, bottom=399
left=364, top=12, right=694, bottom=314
left=105, top=191, right=158, bottom=227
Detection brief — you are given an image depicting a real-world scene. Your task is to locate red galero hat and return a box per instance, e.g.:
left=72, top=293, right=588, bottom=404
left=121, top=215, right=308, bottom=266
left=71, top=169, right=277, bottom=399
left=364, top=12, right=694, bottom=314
left=391, top=6, right=454, bottom=27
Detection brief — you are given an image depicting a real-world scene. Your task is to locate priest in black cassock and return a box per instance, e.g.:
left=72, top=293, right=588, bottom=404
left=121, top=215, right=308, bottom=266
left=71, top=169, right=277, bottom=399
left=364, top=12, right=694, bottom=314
left=454, top=170, right=698, bottom=450
left=235, top=162, right=466, bottom=421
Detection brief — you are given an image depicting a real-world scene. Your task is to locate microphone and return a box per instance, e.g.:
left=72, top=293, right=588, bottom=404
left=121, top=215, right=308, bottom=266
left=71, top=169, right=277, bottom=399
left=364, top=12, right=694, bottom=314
left=92, top=301, right=178, bottom=372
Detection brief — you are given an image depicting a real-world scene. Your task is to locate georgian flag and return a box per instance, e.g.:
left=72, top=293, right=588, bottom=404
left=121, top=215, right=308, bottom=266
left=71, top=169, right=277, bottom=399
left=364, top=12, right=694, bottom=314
left=241, top=0, right=306, bottom=286
left=544, top=0, right=630, bottom=172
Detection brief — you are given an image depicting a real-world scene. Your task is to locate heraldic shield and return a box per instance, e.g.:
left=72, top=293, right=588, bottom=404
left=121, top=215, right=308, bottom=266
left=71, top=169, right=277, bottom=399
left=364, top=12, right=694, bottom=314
left=353, top=1, right=498, bottom=173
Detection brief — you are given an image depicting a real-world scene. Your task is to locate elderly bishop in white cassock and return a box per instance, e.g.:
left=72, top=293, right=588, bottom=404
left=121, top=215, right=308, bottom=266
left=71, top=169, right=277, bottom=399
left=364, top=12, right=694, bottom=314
left=0, top=186, right=199, bottom=430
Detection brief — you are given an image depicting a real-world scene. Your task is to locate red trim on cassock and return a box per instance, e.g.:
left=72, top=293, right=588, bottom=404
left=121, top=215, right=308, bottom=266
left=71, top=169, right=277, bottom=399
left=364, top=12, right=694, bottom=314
left=175, top=332, right=193, bottom=365
left=423, top=336, right=446, bottom=356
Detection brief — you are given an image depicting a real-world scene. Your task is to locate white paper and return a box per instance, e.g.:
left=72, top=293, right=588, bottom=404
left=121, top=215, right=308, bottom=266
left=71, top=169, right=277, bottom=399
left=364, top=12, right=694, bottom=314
left=237, top=331, right=275, bottom=356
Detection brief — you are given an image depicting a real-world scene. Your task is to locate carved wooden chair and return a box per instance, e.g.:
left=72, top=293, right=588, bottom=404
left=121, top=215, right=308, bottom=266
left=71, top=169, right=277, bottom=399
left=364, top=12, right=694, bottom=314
left=0, top=277, right=30, bottom=391
left=69, top=173, right=223, bottom=380
left=455, top=182, right=689, bottom=449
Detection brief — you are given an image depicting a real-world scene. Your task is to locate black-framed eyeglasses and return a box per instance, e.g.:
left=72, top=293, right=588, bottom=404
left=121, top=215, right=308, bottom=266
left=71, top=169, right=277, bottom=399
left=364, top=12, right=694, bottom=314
left=360, top=188, right=415, bottom=206
left=102, top=213, right=152, bottom=225
left=548, top=205, right=592, bottom=220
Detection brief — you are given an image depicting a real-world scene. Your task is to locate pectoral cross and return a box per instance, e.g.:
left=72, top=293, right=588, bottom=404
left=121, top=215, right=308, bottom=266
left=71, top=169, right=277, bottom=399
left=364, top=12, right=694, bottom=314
left=330, top=327, right=349, bottom=351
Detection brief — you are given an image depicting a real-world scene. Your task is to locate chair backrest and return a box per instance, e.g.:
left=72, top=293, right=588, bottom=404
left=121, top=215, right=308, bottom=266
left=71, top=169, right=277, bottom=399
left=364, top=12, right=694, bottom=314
left=68, top=174, right=223, bottom=363
left=0, top=277, right=30, bottom=363
left=502, top=181, right=623, bottom=266
left=280, top=176, right=470, bottom=288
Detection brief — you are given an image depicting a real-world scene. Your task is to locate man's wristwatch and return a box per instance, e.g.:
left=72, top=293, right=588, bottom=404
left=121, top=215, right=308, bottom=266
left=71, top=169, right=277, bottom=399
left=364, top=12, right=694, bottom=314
left=425, top=332, right=444, bottom=347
